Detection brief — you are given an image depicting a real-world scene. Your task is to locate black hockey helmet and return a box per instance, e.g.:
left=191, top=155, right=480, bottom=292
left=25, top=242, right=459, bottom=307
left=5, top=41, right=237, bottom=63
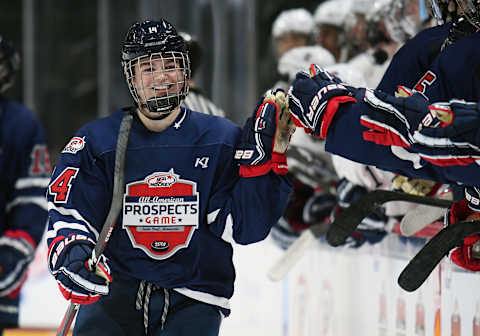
left=0, top=35, right=20, bottom=94
left=179, top=32, right=203, bottom=79
left=121, top=19, right=190, bottom=117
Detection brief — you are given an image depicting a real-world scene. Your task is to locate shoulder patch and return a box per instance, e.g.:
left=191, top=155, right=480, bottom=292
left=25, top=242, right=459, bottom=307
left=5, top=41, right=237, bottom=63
left=62, top=137, right=86, bottom=154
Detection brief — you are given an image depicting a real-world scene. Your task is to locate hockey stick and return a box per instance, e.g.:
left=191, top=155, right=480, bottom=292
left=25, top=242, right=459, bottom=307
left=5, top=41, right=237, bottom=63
left=267, top=221, right=330, bottom=281
left=56, top=112, right=133, bottom=336
left=398, top=220, right=480, bottom=292
left=326, top=190, right=454, bottom=247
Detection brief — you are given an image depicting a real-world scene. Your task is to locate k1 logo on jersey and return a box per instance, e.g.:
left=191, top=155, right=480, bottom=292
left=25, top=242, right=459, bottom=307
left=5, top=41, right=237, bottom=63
left=62, top=137, right=86, bottom=154
left=122, top=169, right=200, bottom=260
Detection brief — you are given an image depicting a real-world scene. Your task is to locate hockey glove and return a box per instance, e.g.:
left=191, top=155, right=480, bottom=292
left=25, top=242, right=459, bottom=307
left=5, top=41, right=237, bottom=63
left=445, top=198, right=480, bottom=272
left=360, top=87, right=453, bottom=148
left=288, top=64, right=357, bottom=138
left=48, top=234, right=112, bottom=305
left=331, top=178, right=388, bottom=248
left=0, top=230, right=36, bottom=298
left=235, top=89, right=296, bottom=177
left=392, top=175, right=440, bottom=197
left=270, top=179, right=335, bottom=250
left=412, top=100, right=480, bottom=166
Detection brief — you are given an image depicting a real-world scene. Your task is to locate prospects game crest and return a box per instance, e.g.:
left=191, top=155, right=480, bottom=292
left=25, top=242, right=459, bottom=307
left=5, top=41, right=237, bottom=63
left=123, top=169, right=199, bottom=260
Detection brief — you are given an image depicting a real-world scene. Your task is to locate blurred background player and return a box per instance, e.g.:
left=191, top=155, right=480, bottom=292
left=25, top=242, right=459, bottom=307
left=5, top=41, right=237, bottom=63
left=313, top=0, right=352, bottom=62
left=348, top=0, right=403, bottom=88
left=271, top=8, right=314, bottom=61
left=270, top=45, right=339, bottom=250
left=180, top=31, right=225, bottom=118
left=269, top=8, right=315, bottom=92
left=0, top=35, right=50, bottom=334
left=275, top=45, right=335, bottom=92
left=343, top=0, right=375, bottom=61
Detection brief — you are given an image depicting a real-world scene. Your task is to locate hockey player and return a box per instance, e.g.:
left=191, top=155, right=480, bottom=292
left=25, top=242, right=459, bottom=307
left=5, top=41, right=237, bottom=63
left=288, top=65, right=480, bottom=187
left=273, top=45, right=392, bottom=249
left=271, top=8, right=314, bottom=60
left=313, top=0, right=352, bottom=62
left=377, top=0, right=463, bottom=94
left=0, top=35, right=50, bottom=333
left=46, top=19, right=294, bottom=335
left=180, top=32, right=225, bottom=118
left=275, top=45, right=336, bottom=92
left=288, top=65, right=480, bottom=268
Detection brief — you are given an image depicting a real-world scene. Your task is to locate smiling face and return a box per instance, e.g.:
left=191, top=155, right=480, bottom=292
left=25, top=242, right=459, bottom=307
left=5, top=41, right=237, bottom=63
left=123, top=51, right=190, bottom=119
left=134, top=54, right=184, bottom=101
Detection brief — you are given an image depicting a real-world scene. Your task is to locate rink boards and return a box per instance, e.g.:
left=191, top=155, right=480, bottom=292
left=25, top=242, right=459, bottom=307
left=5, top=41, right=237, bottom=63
left=17, top=224, right=480, bottom=336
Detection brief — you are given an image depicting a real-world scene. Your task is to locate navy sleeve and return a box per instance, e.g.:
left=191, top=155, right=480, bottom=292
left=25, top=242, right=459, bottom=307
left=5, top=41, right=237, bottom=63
left=323, top=98, right=480, bottom=188
left=422, top=32, right=480, bottom=102
left=205, top=128, right=292, bottom=245
left=377, top=24, right=449, bottom=94
left=46, top=127, right=112, bottom=249
left=3, top=102, right=50, bottom=247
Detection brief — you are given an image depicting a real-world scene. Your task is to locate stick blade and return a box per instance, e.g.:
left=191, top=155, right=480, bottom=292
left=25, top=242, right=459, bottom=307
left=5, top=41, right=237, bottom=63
left=326, top=190, right=453, bottom=246
left=399, top=205, right=446, bottom=236
left=398, top=220, right=480, bottom=292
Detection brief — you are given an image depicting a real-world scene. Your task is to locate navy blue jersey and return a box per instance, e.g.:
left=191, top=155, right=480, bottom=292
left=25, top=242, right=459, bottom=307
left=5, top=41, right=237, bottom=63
left=377, top=23, right=450, bottom=94
left=0, top=97, right=49, bottom=243
left=46, top=108, right=291, bottom=313
left=323, top=99, right=480, bottom=188
left=0, top=96, right=49, bottom=327
left=419, top=31, right=480, bottom=102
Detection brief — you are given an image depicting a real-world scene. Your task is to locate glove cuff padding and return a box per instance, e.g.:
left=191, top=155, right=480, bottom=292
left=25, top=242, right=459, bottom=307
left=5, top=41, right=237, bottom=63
left=239, top=152, right=288, bottom=177
left=320, top=96, right=357, bottom=138
left=450, top=234, right=480, bottom=272
left=48, top=234, right=111, bottom=304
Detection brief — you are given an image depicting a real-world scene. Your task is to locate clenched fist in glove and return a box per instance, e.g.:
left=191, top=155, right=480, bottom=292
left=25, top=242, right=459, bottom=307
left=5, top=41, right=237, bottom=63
left=446, top=187, right=480, bottom=272
left=235, top=89, right=296, bottom=177
left=412, top=100, right=480, bottom=166
left=360, top=87, right=453, bottom=148
left=288, top=65, right=357, bottom=138
left=48, top=234, right=112, bottom=304
left=0, top=230, right=36, bottom=298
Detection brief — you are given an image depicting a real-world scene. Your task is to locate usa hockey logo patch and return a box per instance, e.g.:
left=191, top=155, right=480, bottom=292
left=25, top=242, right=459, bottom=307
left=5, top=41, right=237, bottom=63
left=122, top=169, right=199, bottom=260
left=62, top=137, right=86, bottom=154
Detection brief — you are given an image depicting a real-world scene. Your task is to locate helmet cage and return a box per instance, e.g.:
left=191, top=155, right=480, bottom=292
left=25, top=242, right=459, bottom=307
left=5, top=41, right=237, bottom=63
left=427, top=0, right=459, bottom=23
left=123, top=51, right=190, bottom=116
left=455, top=0, right=480, bottom=28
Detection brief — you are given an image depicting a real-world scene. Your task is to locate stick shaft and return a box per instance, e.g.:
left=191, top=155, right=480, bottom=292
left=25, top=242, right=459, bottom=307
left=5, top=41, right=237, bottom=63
left=56, top=113, right=133, bottom=335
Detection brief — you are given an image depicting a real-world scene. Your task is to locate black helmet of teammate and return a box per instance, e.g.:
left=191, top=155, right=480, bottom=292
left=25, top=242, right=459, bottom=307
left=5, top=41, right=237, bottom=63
left=179, top=32, right=203, bottom=79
